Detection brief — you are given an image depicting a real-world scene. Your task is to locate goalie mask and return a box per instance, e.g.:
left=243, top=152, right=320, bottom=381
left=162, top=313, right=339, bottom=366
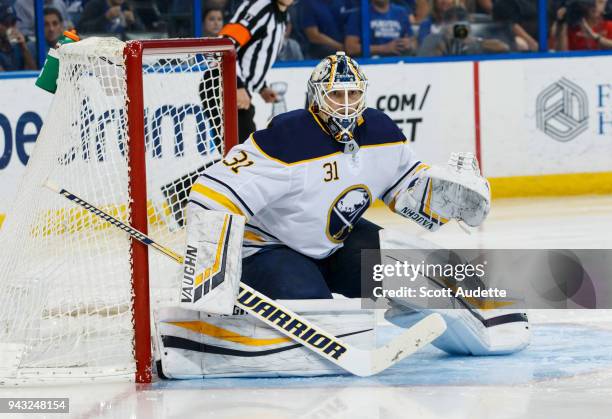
left=308, top=52, right=368, bottom=154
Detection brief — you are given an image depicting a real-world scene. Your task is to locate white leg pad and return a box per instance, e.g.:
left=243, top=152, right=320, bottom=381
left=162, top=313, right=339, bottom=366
left=155, top=300, right=376, bottom=378
left=386, top=305, right=530, bottom=356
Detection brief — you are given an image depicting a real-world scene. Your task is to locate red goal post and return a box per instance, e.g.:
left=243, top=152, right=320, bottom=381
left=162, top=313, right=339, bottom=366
left=125, top=39, right=238, bottom=383
left=0, top=37, right=237, bottom=385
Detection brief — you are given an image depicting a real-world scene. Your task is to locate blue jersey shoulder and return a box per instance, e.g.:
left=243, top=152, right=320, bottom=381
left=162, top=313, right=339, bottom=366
left=251, top=108, right=406, bottom=164
left=357, top=108, right=407, bottom=146
left=252, top=109, right=340, bottom=165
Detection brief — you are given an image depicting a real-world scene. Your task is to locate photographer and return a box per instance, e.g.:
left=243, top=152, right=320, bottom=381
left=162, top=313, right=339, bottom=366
left=555, top=0, right=612, bottom=50
left=417, top=6, right=510, bottom=56
left=416, top=0, right=455, bottom=46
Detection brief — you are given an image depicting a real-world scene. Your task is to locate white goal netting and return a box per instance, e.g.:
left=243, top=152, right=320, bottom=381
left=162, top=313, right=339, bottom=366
left=0, top=37, right=231, bottom=384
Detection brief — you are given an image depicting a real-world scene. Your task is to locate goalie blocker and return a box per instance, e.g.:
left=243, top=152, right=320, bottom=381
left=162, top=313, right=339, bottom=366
left=179, top=203, right=245, bottom=315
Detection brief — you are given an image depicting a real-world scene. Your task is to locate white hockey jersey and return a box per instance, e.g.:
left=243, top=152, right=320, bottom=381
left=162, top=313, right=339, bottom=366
left=190, top=107, right=425, bottom=259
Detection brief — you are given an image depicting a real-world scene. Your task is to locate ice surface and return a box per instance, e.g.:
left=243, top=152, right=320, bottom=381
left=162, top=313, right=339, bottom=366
left=2, top=196, right=612, bottom=418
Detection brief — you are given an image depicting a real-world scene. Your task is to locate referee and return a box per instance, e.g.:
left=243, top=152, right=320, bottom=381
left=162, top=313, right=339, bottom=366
left=218, top=0, right=294, bottom=143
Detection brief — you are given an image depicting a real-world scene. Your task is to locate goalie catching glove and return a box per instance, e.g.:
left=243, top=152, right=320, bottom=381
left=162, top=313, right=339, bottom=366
left=391, top=152, right=490, bottom=231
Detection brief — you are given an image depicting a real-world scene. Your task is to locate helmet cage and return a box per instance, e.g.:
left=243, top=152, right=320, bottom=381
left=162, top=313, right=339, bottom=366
left=309, top=80, right=368, bottom=123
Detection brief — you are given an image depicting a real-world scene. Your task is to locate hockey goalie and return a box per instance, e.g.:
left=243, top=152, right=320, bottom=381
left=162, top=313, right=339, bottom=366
left=155, top=52, right=530, bottom=379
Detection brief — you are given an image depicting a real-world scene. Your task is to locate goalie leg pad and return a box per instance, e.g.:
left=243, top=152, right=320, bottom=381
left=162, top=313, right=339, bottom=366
left=430, top=309, right=530, bottom=355
left=179, top=203, right=245, bottom=314
left=380, top=232, right=529, bottom=356
left=386, top=303, right=530, bottom=356
left=155, top=301, right=376, bottom=379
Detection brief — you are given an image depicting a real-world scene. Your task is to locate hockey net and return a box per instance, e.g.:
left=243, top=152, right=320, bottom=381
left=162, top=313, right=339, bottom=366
left=0, top=37, right=237, bottom=384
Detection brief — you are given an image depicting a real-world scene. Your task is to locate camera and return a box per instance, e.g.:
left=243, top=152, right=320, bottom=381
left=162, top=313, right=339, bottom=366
left=453, top=22, right=470, bottom=39
left=442, top=6, right=471, bottom=39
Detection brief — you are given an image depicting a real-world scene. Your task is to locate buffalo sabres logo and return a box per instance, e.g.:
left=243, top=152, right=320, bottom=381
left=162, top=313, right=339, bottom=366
left=326, top=185, right=372, bottom=243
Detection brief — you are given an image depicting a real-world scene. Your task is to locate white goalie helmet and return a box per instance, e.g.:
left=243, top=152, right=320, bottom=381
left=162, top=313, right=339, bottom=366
left=308, top=52, right=368, bottom=150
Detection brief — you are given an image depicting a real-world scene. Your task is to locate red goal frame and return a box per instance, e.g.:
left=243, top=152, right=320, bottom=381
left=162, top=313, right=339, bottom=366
left=124, top=38, right=238, bottom=383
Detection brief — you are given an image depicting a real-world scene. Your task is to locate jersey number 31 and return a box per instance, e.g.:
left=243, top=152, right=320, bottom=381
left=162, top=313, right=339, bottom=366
left=323, top=161, right=339, bottom=182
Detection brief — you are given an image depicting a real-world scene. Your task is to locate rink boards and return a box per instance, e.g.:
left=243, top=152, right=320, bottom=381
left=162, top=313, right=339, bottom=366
left=2, top=54, right=612, bottom=227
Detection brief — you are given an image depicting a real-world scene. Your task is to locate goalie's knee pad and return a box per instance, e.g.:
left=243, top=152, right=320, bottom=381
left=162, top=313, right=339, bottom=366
left=386, top=304, right=530, bottom=356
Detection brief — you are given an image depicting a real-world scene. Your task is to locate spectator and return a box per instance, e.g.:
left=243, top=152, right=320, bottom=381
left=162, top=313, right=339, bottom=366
left=557, top=0, right=612, bottom=50
left=394, top=0, right=423, bottom=23
left=202, top=7, right=223, bottom=36
left=492, top=0, right=539, bottom=51
left=278, top=19, right=304, bottom=60
left=0, top=4, right=36, bottom=71
left=333, top=0, right=360, bottom=26
left=301, top=0, right=345, bottom=58
left=417, top=6, right=510, bottom=55
left=42, top=7, right=64, bottom=55
left=413, top=0, right=432, bottom=23
left=202, top=0, right=232, bottom=20
left=345, top=0, right=415, bottom=56
left=168, top=1, right=230, bottom=37
left=79, top=0, right=142, bottom=35
left=417, top=0, right=455, bottom=46
left=14, top=0, right=69, bottom=38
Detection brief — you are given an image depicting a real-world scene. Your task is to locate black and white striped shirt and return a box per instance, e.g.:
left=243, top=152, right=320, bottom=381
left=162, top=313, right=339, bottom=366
left=220, top=0, right=288, bottom=94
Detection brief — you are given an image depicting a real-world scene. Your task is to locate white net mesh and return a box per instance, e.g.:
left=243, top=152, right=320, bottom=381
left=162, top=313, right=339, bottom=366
left=0, top=37, right=229, bottom=383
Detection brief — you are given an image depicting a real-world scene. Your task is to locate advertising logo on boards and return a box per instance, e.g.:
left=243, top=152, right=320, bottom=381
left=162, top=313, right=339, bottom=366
left=536, top=78, right=588, bottom=142
left=375, top=85, right=431, bottom=142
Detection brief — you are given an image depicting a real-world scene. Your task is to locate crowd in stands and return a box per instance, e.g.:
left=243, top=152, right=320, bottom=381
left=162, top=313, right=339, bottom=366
left=296, top=0, right=611, bottom=57
left=0, top=0, right=612, bottom=72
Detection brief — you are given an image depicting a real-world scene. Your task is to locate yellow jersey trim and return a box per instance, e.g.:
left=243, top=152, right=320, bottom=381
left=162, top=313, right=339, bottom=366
left=360, top=140, right=406, bottom=149
left=244, top=230, right=265, bottom=242
left=308, top=107, right=331, bottom=135
left=385, top=162, right=429, bottom=211
left=191, top=184, right=245, bottom=216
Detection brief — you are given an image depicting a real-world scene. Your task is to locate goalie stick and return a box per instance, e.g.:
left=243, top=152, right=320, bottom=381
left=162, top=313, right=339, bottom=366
left=44, top=180, right=446, bottom=377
